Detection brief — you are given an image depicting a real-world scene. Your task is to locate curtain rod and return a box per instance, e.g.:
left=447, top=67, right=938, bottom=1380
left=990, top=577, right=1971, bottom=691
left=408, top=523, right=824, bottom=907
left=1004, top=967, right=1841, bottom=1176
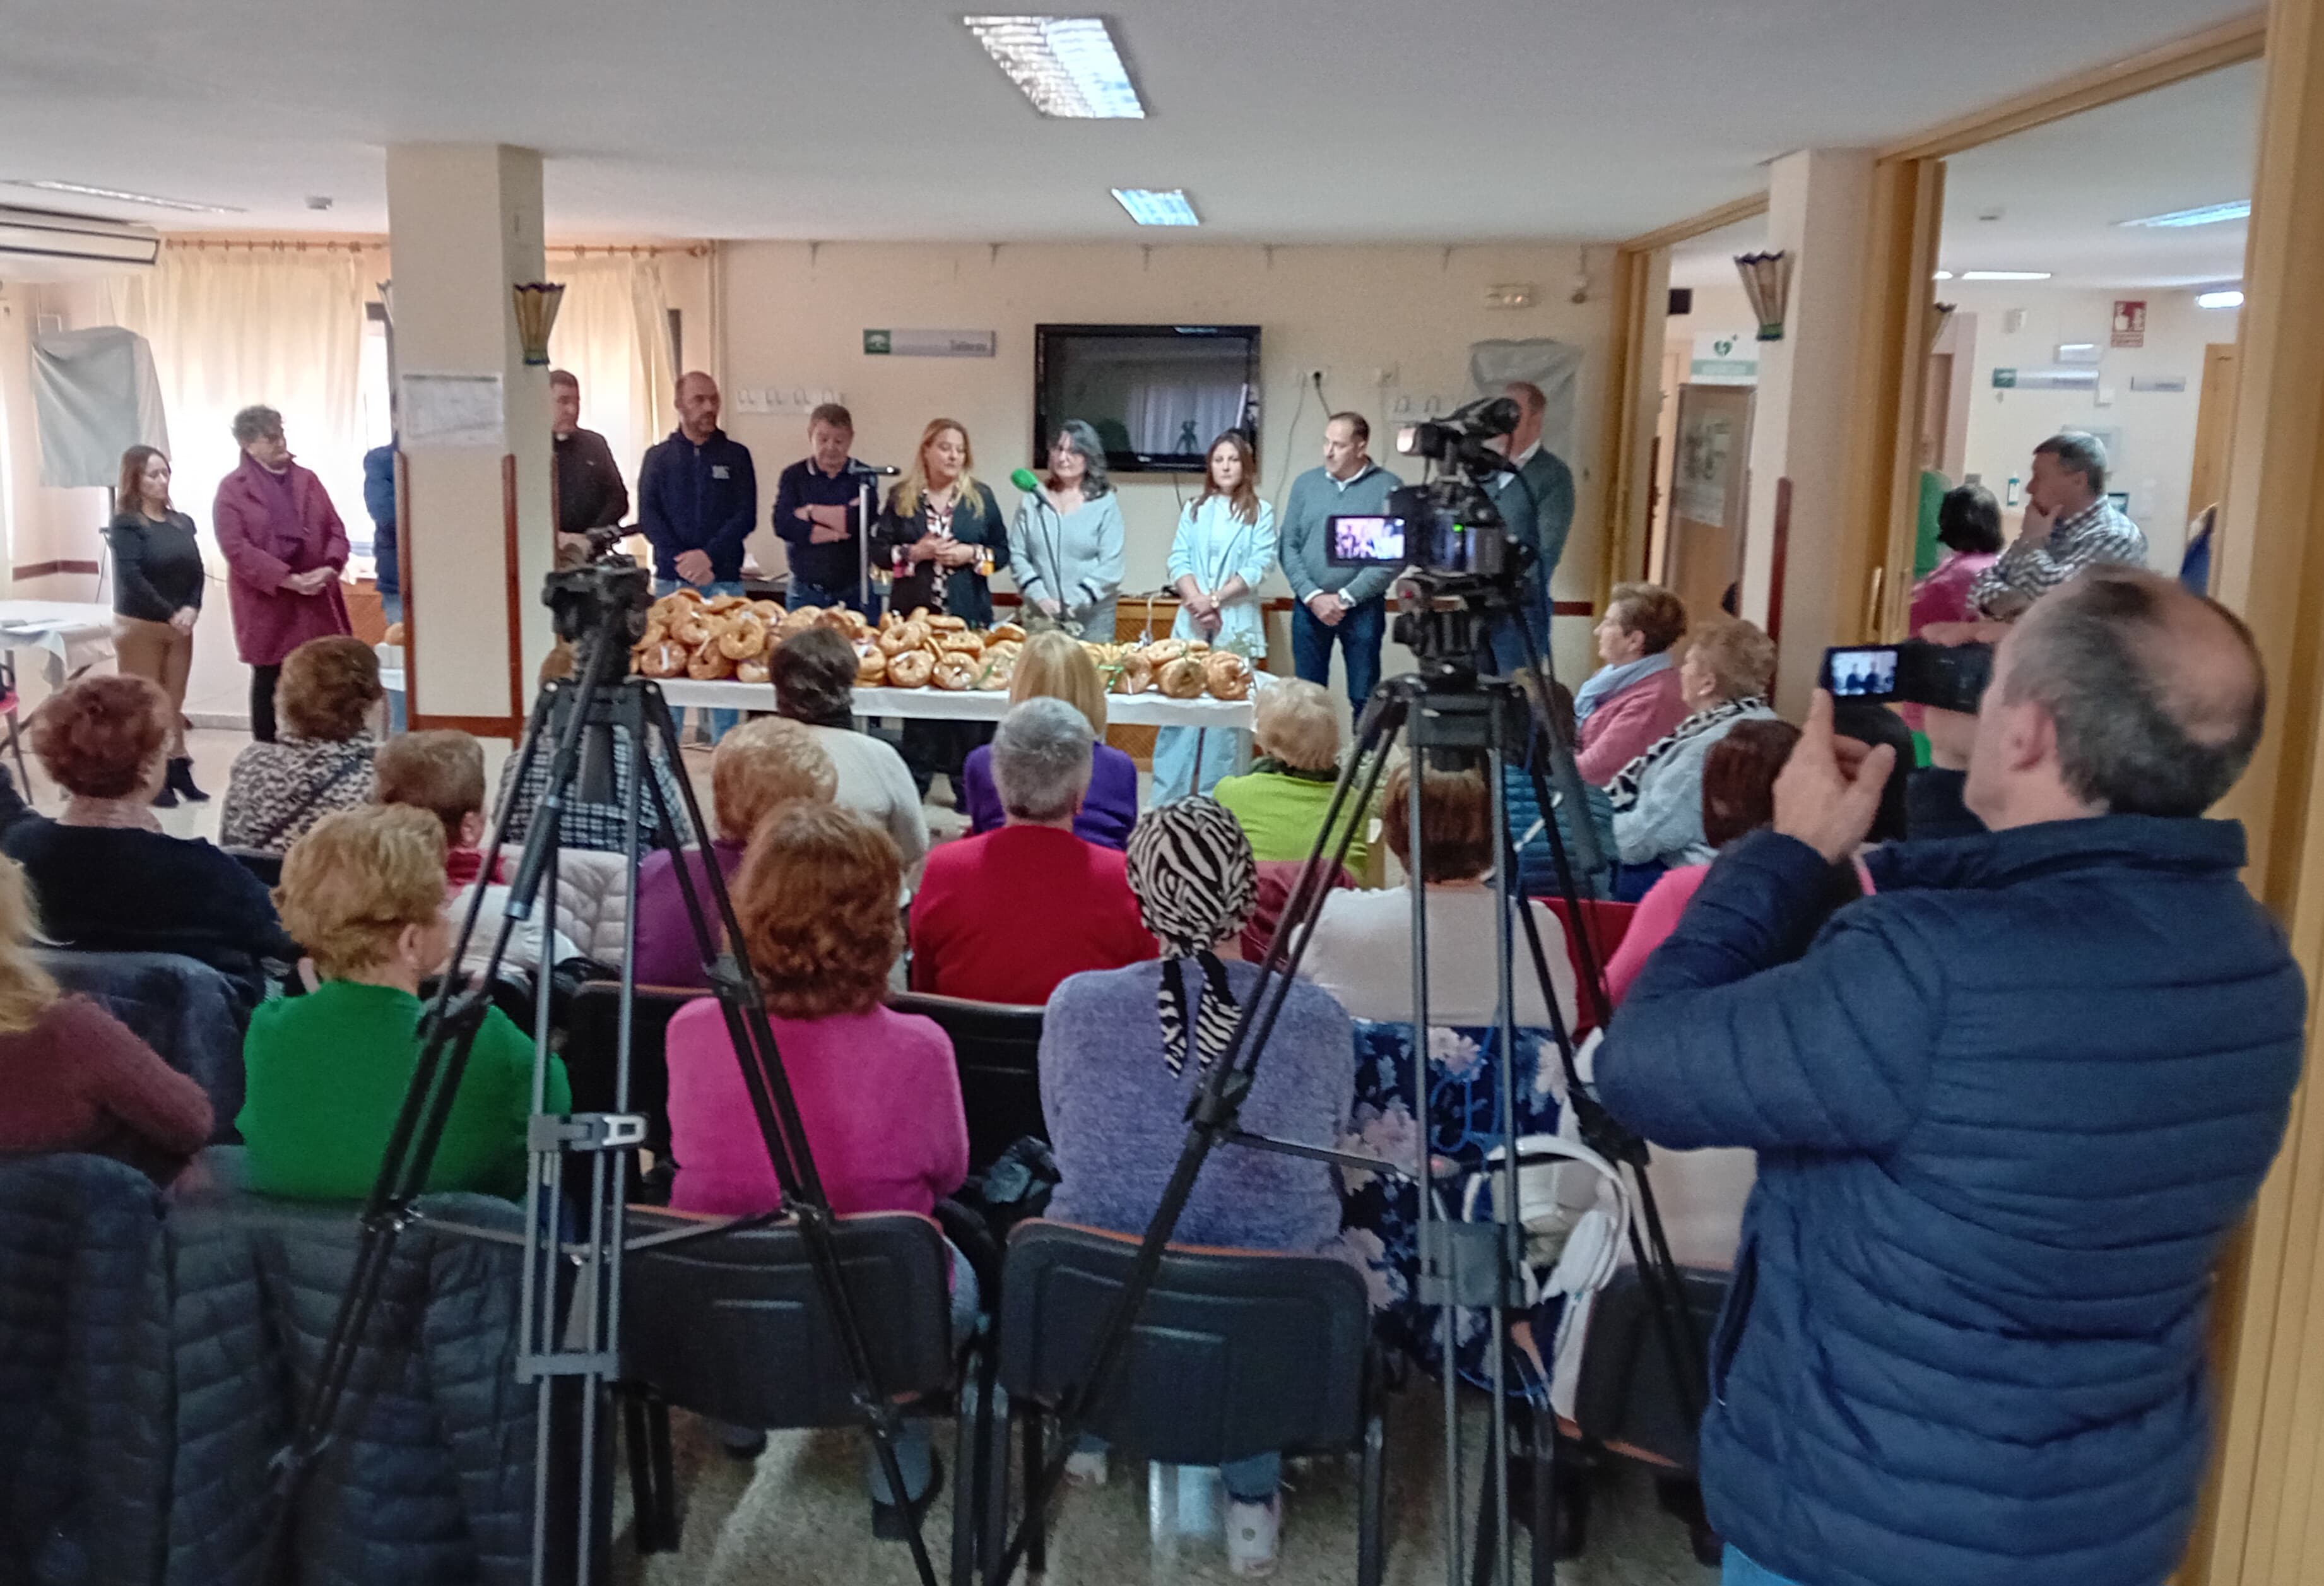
left=160, top=238, right=705, bottom=257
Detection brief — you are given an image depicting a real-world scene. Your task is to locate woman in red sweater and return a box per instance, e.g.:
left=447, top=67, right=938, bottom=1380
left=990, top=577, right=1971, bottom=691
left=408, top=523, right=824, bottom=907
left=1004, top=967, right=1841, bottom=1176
left=0, top=855, right=212, bottom=1181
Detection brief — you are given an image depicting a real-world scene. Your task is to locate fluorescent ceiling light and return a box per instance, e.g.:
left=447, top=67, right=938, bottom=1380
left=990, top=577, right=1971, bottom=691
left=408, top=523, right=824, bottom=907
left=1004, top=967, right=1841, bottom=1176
left=1112, top=187, right=1198, bottom=226
left=3, top=179, right=242, bottom=214
left=2120, top=201, right=2250, bottom=229
left=964, top=16, right=1144, bottom=117
left=1961, top=270, right=2051, bottom=281
left=2198, top=289, right=2245, bottom=309
left=1932, top=270, right=1955, bottom=280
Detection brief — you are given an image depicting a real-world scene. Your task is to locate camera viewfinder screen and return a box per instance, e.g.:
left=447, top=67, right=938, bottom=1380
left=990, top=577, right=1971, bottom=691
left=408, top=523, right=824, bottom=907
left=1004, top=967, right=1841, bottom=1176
left=1826, top=646, right=1899, bottom=699
left=1328, top=514, right=1405, bottom=567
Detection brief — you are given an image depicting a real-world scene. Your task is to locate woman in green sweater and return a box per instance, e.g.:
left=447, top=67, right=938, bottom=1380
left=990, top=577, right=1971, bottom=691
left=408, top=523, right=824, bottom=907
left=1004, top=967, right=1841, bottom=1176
left=1211, top=678, right=1368, bottom=875
left=239, top=804, right=566, bottom=1200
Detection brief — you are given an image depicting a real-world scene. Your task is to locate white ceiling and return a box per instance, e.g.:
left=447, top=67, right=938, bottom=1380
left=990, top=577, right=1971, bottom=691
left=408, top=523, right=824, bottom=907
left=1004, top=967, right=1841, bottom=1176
left=0, top=0, right=2262, bottom=243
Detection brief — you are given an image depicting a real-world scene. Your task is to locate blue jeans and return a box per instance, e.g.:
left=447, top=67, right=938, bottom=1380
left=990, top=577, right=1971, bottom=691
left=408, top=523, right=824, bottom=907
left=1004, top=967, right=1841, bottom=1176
left=1074, top=1434, right=1281, bottom=1503
left=1290, top=595, right=1386, bottom=709
left=1723, top=1546, right=1802, bottom=1585
left=654, top=579, right=744, bottom=742
left=379, top=593, right=406, bottom=733
left=786, top=576, right=880, bottom=622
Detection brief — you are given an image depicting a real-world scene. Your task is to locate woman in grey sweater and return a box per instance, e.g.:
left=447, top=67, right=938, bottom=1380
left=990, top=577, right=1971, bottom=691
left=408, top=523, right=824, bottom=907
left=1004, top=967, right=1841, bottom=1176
left=1008, top=420, right=1126, bottom=641
left=1038, top=796, right=1350, bottom=1574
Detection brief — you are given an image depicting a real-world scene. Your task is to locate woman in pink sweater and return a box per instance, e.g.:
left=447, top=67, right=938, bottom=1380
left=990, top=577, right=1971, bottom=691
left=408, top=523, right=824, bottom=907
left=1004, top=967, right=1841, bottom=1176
left=663, top=800, right=969, bottom=1530
left=1575, top=583, right=1694, bottom=785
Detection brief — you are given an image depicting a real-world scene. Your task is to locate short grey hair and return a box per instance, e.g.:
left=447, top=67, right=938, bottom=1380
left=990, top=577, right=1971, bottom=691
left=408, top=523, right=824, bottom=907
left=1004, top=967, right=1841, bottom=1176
left=2003, top=568, right=2265, bottom=817
left=232, top=405, right=284, bottom=446
left=992, top=696, right=1094, bottom=822
left=2035, top=431, right=2108, bottom=495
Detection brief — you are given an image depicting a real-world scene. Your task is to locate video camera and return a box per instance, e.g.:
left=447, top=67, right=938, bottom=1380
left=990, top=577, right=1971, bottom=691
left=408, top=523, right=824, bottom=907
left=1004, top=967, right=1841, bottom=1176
left=1324, top=394, right=1525, bottom=582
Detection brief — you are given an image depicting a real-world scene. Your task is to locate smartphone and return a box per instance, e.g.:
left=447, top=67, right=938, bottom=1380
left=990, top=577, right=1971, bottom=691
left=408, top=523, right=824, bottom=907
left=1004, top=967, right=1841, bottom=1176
left=1819, top=639, right=1993, bottom=714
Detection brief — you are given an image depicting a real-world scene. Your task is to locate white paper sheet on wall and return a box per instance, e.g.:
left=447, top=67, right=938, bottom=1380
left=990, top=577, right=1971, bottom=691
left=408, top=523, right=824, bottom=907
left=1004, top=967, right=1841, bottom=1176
left=399, top=372, right=506, bottom=447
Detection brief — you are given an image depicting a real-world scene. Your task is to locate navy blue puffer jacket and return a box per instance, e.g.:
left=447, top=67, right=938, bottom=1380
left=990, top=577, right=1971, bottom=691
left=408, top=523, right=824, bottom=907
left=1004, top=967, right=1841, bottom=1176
left=1596, top=817, right=2304, bottom=1586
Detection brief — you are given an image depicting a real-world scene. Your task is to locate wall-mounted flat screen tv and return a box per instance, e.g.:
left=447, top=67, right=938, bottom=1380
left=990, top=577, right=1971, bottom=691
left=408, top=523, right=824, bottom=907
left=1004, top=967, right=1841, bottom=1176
left=1033, top=324, right=1261, bottom=474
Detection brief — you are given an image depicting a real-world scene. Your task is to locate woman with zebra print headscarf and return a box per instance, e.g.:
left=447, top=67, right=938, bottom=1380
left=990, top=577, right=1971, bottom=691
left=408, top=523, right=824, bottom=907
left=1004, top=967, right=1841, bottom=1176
left=1036, top=796, right=1353, bottom=1570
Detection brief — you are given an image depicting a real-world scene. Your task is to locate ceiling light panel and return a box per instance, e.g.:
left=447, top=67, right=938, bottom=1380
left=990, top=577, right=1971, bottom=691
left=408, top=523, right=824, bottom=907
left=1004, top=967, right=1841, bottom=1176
left=1112, top=187, right=1198, bottom=226
left=2120, top=201, right=2251, bottom=229
left=965, top=16, right=1145, bottom=118
left=2198, top=289, right=2245, bottom=309
left=1961, top=270, right=2051, bottom=281
left=4, top=179, right=242, bottom=214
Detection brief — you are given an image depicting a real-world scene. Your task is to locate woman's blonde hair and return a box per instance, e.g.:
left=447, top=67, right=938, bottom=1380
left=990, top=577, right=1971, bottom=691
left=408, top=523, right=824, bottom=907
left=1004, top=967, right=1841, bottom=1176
left=1685, top=618, right=1778, bottom=704
left=1253, top=678, right=1340, bottom=772
left=1009, top=630, right=1107, bottom=736
left=0, top=858, right=60, bottom=1036
left=276, top=805, right=449, bottom=979
left=891, top=418, right=984, bottom=522
left=712, top=717, right=837, bottom=843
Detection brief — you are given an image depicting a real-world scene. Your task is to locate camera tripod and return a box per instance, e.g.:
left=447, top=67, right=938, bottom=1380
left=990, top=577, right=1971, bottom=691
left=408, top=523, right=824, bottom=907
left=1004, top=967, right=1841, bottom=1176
left=264, top=561, right=951, bottom=1586
left=982, top=591, right=1704, bottom=1586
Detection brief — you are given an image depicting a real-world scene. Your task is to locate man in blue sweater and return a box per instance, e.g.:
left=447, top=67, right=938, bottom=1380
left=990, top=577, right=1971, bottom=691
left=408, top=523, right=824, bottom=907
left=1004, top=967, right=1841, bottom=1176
left=1278, top=413, right=1399, bottom=709
left=772, top=401, right=880, bottom=619
left=637, top=371, right=756, bottom=741
left=1596, top=567, right=2303, bottom=1586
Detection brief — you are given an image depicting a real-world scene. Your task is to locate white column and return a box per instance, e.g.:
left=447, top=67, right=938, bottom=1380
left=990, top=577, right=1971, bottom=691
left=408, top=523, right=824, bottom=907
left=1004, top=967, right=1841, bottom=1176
left=385, top=143, right=553, bottom=734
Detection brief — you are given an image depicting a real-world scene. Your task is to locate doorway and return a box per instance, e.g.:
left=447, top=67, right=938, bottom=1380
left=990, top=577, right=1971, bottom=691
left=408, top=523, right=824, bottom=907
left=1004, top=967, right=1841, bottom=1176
left=1660, top=382, right=1754, bottom=620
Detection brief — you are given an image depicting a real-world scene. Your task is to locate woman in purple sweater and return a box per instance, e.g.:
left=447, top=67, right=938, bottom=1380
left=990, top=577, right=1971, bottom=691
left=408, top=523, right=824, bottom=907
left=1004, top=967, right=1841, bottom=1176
left=1039, top=797, right=1350, bottom=1577
left=960, top=632, right=1138, bottom=847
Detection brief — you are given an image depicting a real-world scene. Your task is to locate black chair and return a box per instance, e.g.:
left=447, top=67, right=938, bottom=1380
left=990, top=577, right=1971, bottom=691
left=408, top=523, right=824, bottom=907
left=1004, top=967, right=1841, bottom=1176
left=994, top=1219, right=1386, bottom=1586
left=37, top=947, right=247, bottom=1139
left=221, top=845, right=284, bottom=888
left=887, top=990, right=1046, bottom=1173
left=562, top=979, right=699, bottom=1174
left=618, top=1207, right=994, bottom=1585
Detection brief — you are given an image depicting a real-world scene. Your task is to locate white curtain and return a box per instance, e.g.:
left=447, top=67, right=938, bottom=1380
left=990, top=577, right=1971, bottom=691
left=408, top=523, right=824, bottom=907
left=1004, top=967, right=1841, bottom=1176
left=105, top=249, right=369, bottom=541
left=545, top=255, right=675, bottom=496
left=1123, top=379, right=1244, bottom=456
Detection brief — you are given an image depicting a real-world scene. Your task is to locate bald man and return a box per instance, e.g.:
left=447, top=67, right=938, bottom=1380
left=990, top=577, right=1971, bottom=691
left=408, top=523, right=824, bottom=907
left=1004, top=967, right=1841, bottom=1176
left=1596, top=568, right=2304, bottom=1586
left=637, top=371, right=756, bottom=739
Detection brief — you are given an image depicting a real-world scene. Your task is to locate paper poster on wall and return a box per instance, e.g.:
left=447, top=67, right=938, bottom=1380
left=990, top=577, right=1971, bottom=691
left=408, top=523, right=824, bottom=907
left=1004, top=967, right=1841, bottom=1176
left=1690, top=331, right=1758, bottom=384
left=2111, top=300, right=2147, bottom=348
left=399, top=372, right=505, bottom=447
left=1673, top=406, right=1739, bottom=522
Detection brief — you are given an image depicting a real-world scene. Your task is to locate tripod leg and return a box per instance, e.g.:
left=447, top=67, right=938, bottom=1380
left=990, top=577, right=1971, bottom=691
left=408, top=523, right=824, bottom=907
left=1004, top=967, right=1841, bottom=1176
left=1532, top=1405, right=1557, bottom=1586
left=1022, top=1408, right=1047, bottom=1578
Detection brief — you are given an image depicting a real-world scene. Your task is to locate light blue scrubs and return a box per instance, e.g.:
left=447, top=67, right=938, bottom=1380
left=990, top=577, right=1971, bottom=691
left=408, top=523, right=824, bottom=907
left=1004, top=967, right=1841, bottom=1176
left=1152, top=495, right=1276, bottom=802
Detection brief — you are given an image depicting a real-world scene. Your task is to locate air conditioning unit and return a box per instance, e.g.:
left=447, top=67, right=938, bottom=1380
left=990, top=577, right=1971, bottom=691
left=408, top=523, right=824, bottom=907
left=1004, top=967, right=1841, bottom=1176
left=0, top=206, right=161, bottom=270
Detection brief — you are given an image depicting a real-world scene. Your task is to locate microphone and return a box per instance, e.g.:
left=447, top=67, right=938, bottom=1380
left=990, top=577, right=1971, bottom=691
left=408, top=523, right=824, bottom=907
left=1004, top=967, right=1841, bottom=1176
left=1010, top=467, right=1042, bottom=494
left=846, top=460, right=901, bottom=476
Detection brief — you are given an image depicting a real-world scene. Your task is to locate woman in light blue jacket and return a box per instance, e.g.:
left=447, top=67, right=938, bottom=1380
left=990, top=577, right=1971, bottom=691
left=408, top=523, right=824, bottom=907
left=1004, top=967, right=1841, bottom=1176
left=1153, top=431, right=1276, bottom=802
left=1008, top=420, right=1126, bottom=641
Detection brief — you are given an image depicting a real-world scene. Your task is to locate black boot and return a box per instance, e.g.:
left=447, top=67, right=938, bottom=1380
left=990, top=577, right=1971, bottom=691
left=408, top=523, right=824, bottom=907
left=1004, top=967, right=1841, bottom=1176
left=167, top=757, right=209, bottom=803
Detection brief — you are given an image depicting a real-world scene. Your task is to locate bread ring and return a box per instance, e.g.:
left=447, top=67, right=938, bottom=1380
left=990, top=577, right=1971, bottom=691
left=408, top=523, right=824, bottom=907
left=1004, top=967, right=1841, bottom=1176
left=856, top=648, right=889, bottom=687
left=1111, top=654, right=1154, bottom=695
left=907, top=607, right=932, bottom=624
left=878, top=620, right=930, bottom=657
left=735, top=658, right=771, bottom=686
left=932, top=655, right=977, bottom=691
left=687, top=639, right=736, bottom=680
left=672, top=608, right=714, bottom=647
left=887, top=649, right=935, bottom=688
left=927, top=613, right=969, bottom=633
left=1184, top=639, right=1211, bottom=655
left=939, top=630, right=984, bottom=656
left=634, top=617, right=669, bottom=649
left=987, top=622, right=1027, bottom=646
left=705, top=593, right=749, bottom=614
left=718, top=610, right=768, bottom=660
left=1159, top=655, right=1206, bottom=699
left=639, top=639, right=688, bottom=678
left=817, top=607, right=859, bottom=635
left=1205, top=651, right=1253, bottom=701
left=750, top=600, right=784, bottom=623
left=1146, top=638, right=1188, bottom=665
left=975, top=651, right=1016, bottom=691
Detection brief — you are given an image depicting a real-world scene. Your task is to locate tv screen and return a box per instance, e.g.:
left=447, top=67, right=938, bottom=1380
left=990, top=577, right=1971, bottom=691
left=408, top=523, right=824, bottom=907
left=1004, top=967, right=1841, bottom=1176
left=1034, top=324, right=1261, bottom=474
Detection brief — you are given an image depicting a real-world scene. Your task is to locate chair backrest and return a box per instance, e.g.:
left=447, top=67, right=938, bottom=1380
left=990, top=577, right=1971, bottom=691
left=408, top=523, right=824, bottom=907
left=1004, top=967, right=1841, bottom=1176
left=37, top=947, right=248, bottom=1140
left=1568, top=1263, right=1728, bottom=1471
left=622, top=1207, right=956, bottom=1429
left=1243, top=858, right=1354, bottom=966
left=221, top=846, right=283, bottom=889
left=562, top=980, right=699, bottom=1142
left=1536, top=897, right=1636, bottom=1033
left=886, top=990, right=1046, bottom=1172
left=996, top=1219, right=1371, bottom=1467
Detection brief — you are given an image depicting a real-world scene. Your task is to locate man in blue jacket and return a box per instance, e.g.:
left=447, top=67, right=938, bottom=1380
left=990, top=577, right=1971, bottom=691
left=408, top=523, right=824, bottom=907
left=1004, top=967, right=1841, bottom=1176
left=1596, top=567, right=2303, bottom=1586
left=637, top=370, right=755, bottom=741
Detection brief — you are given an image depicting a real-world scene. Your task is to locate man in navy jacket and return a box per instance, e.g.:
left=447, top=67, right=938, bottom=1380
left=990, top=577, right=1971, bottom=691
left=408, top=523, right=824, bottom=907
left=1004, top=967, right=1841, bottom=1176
left=1598, top=568, right=2303, bottom=1586
left=637, top=370, right=755, bottom=740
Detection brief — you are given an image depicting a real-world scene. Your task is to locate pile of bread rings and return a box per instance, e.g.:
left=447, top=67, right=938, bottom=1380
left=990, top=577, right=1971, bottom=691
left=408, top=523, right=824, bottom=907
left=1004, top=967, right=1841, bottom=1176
left=858, top=609, right=1027, bottom=691
left=1082, top=637, right=1254, bottom=702
left=630, top=589, right=866, bottom=684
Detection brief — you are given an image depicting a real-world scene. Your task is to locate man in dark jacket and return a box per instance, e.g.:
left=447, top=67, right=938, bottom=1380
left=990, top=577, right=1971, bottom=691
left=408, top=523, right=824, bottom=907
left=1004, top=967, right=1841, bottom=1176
left=550, top=368, right=630, bottom=552
left=636, top=370, right=755, bottom=741
left=1596, top=567, right=2304, bottom=1586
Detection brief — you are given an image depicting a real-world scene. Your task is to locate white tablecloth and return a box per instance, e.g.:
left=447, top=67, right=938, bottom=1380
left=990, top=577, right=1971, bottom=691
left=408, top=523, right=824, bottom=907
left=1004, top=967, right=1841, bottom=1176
left=0, top=600, right=117, bottom=684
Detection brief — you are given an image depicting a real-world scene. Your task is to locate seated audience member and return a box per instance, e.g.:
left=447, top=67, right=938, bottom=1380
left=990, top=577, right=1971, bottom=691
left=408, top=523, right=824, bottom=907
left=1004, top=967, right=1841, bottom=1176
left=0, top=853, right=212, bottom=1181
left=5, top=675, right=295, bottom=1007
left=910, top=699, right=1154, bottom=1004
left=1911, top=483, right=2005, bottom=632
left=1608, top=618, right=1779, bottom=884
left=1212, top=678, right=1368, bottom=873
left=220, top=635, right=383, bottom=851
left=634, top=718, right=835, bottom=988
left=496, top=642, right=694, bottom=854
left=1041, top=796, right=1350, bottom=1575
left=1574, top=584, right=1690, bottom=784
left=960, top=632, right=1138, bottom=848
left=1603, top=719, right=1802, bottom=1005
left=663, top=800, right=970, bottom=1524
left=372, top=730, right=582, bottom=982
left=1301, top=760, right=1578, bottom=1028
left=1506, top=676, right=1617, bottom=899
left=770, top=627, right=931, bottom=872
left=239, top=806, right=567, bottom=1200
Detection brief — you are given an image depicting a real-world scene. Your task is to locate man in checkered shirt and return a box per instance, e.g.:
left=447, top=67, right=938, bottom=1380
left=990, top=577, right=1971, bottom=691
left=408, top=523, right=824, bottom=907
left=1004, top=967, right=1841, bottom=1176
left=1971, top=431, right=2148, bottom=618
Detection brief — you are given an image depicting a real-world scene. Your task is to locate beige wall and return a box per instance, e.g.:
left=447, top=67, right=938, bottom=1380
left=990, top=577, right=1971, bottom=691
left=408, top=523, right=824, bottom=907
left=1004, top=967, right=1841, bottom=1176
left=713, top=240, right=1617, bottom=683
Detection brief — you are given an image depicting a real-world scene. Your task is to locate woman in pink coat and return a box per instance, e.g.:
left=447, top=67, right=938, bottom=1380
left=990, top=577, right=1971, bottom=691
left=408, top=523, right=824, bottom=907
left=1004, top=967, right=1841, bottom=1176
left=211, top=405, right=351, bottom=744
left=1573, top=582, right=1692, bottom=785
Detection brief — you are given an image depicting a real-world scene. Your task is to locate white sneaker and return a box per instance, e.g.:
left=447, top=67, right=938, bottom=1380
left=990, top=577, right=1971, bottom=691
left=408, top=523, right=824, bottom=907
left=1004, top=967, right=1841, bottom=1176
left=1063, top=1447, right=1109, bottom=1488
left=1225, top=1495, right=1282, bottom=1578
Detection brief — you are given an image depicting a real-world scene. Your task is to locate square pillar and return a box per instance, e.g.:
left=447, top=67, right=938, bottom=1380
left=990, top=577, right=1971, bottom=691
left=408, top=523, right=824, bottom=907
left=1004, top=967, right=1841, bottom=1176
left=386, top=143, right=553, bottom=735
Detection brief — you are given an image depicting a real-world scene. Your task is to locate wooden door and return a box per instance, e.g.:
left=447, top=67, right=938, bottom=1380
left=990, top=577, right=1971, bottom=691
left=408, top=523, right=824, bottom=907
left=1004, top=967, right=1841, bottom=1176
left=1660, top=383, right=1754, bottom=620
left=2188, top=342, right=2241, bottom=526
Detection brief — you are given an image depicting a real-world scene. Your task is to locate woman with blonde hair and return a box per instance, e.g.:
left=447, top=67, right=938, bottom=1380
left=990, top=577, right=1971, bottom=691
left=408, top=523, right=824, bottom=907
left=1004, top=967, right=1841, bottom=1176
left=0, top=854, right=213, bottom=1181
left=1212, top=677, right=1367, bottom=872
left=957, top=630, right=1140, bottom=847
left=104, top=444, right=208, bottom=805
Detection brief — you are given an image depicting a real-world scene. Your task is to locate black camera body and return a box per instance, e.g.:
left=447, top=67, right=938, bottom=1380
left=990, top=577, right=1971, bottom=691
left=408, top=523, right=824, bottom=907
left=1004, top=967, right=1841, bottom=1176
left=544, top=558, right=652, bottom=648
left=1325, top=480, right=1511, bottom=580
left=1821, top=639, right=1994, bottom=714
